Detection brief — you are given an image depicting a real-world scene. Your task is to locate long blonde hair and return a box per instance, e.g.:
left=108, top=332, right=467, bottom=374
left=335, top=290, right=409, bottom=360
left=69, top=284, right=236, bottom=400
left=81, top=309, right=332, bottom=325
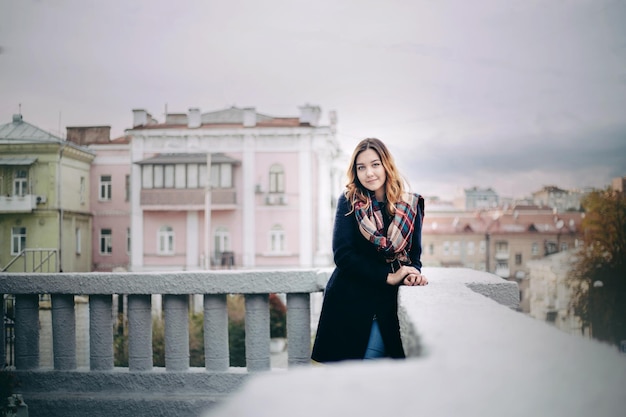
left=345, top=138, right=406, bottom=215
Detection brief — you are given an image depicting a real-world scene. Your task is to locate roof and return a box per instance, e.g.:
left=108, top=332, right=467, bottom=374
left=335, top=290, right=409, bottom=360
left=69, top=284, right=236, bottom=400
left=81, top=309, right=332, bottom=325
left=131, top=107, right=306, bottom=130
left=135, top=153, right=240, bottom=165
left=422, top=209, right=583, bottom=235
left=0, top=156, right=38, bottom=166
left=0, top=114, right=64, bottom=143
left=201, top=107, right=274, bottom=124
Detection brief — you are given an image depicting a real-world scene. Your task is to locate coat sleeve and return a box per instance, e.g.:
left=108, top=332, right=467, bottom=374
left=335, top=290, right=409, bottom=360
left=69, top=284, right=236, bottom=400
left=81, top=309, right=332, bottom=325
left=332, top=194, right=391, bottom=287
left=408, top=195, right=424, bottom=272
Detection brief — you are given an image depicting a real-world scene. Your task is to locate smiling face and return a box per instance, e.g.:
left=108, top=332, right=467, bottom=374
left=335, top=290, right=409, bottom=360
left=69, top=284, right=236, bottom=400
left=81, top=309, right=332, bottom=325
left=355, top=148, right=387, bottom=201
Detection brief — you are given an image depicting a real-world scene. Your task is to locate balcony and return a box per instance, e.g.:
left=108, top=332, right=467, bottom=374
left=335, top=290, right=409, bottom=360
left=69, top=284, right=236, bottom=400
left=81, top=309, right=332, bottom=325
left=494, top=251, right=509, bottom=261
left=0, top=194, right=40, bottom=212
left=1, top=268, right=624, bottom=417
left=140, top=188, right=236, bottom=209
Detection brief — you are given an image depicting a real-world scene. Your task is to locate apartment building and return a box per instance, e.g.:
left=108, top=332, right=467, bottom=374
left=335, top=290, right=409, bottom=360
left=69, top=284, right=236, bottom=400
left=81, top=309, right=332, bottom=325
left=0, top=114, right=94, bottom=272
left=532, top=185, right=586, bottom=212
left=125, top=105, right=342, bottom=271
left=457, top=186, right=500, bottom=210
left=66, top=126, right=132, bottom=272
left=421, top=204, right=584, bottom=311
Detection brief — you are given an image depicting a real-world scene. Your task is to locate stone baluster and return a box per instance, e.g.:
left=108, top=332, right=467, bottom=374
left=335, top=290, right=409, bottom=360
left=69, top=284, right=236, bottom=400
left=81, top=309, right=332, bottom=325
left=244, top=294, right=270, bottom=371
left=14, top=294, right=39, bottom=370
left=0, top=294, right=5, bottom=366
left=51, top=294, right=77, bottom=370
left=287, top=293, right=311, bottom=367
left=89, top=295, right=114, bottom=370
left=204, top=294, right=229, bottom=372
left=128, top=295, right=152, bottom=371
left=164, top=294, right=189, bottom=371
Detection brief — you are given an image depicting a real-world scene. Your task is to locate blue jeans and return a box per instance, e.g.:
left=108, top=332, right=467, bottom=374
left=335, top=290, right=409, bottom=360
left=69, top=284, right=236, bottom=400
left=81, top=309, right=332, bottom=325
left=364, top=319, right=386, bottom=359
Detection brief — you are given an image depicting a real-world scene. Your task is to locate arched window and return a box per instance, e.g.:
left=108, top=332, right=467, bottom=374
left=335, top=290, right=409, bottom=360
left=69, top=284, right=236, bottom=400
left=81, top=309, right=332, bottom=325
left=269, top=164, right=285, bottom=193
left=157, top=226, right=174, bottom=255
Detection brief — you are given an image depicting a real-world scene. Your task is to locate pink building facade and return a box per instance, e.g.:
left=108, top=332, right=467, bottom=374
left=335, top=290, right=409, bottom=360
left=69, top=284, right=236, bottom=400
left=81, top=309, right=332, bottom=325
left=126, top=105, right=342, bottom=271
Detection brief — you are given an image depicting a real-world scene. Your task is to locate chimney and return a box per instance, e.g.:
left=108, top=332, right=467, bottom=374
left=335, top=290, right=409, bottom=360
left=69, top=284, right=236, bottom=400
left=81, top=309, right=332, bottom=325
left=299, top=104, right=321, bottom=126
left=12, top=114, right=23, bottom=123
left=132, top=109, right=149, bottom=128
left=329, top=110, right=338, bottom=134
left=66, top=126, right=111, bottom=145
left=188, top=108, right=201, bottom=128
left=243, top=107, right=256, bottom=127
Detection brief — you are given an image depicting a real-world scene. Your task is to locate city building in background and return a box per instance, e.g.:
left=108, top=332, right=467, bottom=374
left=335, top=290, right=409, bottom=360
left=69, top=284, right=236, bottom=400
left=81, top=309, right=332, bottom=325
left=0, top=114, right=94, bottom=273
left=532, top=185, right=586, bottom=212
left=456, top=186, right=500, bottom=211
left=125, top=105, right=342, bottom=271
left=421, top=204, right=585, bottom=312
left=67, top=126, right=132, bottom=272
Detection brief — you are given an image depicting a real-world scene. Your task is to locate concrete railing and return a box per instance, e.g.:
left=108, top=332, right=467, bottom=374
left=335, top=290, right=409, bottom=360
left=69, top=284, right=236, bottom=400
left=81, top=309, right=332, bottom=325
left=0, top=269, right=330, bottom=417
left=206, top=268, right=626, bottom=417
left=4, top=268, right=624, bottom=417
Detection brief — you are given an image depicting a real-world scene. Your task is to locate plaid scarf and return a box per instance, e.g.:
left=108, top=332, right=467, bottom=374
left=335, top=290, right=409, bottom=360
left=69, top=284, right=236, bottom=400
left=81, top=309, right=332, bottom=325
left=354, top=191, right=423, bottom=265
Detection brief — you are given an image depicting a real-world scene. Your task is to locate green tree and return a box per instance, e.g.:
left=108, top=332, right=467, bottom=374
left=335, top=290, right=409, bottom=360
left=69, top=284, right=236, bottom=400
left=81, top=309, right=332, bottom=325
left=568, top=188, right=626, bottom=347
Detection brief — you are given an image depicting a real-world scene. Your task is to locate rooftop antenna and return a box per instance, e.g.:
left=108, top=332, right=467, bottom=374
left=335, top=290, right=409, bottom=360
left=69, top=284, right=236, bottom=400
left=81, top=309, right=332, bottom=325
left=18, top=103, right=21, bottom=115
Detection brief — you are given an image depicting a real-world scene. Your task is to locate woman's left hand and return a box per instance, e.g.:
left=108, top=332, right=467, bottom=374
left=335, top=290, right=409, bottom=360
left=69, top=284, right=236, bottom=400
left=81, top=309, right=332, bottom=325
left=403, top=272, right=428, bottom=286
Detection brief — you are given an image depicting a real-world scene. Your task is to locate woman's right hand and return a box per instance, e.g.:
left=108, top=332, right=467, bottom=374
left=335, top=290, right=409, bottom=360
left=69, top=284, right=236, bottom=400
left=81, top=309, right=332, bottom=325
left=386, top=265, right=420, bottom=286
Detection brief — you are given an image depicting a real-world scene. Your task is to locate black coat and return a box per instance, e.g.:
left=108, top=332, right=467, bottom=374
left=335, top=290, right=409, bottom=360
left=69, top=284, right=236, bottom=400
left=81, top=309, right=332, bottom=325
left=311, top=193, right=424, bottom=363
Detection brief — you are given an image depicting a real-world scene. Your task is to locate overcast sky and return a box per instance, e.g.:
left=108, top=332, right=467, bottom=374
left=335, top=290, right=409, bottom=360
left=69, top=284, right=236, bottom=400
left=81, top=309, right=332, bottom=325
left=1, top=0, right=625, bottom=200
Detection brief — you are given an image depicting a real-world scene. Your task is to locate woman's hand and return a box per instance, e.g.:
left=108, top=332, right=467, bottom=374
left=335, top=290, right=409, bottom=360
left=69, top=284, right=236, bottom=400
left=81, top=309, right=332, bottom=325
left=403, top=271, right=428, bottom=286
left=386, top=265, right=423, bottom=286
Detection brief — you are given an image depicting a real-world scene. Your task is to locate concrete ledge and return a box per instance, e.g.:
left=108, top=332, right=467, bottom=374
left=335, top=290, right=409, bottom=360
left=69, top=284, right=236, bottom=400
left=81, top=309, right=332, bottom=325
left=24, top=393, right=223, bottom=417
left=205, top=269, right=626, bottom=417
left=0, top=269, right=327, bottom=294
left=13, top=368, right=252, bottom=417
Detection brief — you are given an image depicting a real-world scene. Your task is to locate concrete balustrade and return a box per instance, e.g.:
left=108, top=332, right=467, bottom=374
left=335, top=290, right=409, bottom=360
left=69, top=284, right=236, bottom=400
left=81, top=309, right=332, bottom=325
left=5, top=268, right=622, bottom=417
left=0, top=269, right=327, bottom=417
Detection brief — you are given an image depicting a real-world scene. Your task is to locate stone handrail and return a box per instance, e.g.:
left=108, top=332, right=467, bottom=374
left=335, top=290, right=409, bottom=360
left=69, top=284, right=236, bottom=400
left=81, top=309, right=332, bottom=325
left=0, top=269, right=330, bottom=417
left=206, top=268, right=626, bottom=417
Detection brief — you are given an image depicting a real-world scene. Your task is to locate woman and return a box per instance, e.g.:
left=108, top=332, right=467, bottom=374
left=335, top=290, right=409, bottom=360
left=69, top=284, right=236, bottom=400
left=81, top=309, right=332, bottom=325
left=311, top=138, right=426, bottom=363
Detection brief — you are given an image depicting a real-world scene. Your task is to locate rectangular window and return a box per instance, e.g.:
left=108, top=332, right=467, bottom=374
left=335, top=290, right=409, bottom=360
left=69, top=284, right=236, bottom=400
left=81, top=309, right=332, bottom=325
left=199, top=164, right=208, bottom=188
left=443, top=241, right=450, bottom=256
left=531, top=242, right=539, bottom=256
left=452, top=241, right=460, bottom=256
left=495, top=241, right=508, bottom=253
left=515, top=253, right=522, bottom=265
left=100, top=229, right=112, bottom=255
left=76, top=228, right=81, bottom=255
left=154, top=165, right=164, bottom=188
left=175, top=164, right=186, bottom=189
left=467, top=241, right=475, bottom=255
left=125, top=175, right=130, bottom=201
left=211, top=163, right=233, bottom=189
left=14, top=169, right=28, bottom=196
left=560, top=242, right=568, bottom=251
left=126, top=227, right=131, bottom=254
left=99, top=175, right=112, bottom=200
left=270, top=228, right=285, bottom=253
left=480, top=240, right=486, bottom=254
left=11, top=227, right=26, bottom=255
left=142, top=165, right=154, bottom=189
left=428, top=243, right=434, bottom=256
left=80, top=176, right=86, bottom=204
left=164, top=165, right=175, bottom=188
left=157, top=226, right=174, bottom=255
left=187, top=164, right=199, bottom=188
